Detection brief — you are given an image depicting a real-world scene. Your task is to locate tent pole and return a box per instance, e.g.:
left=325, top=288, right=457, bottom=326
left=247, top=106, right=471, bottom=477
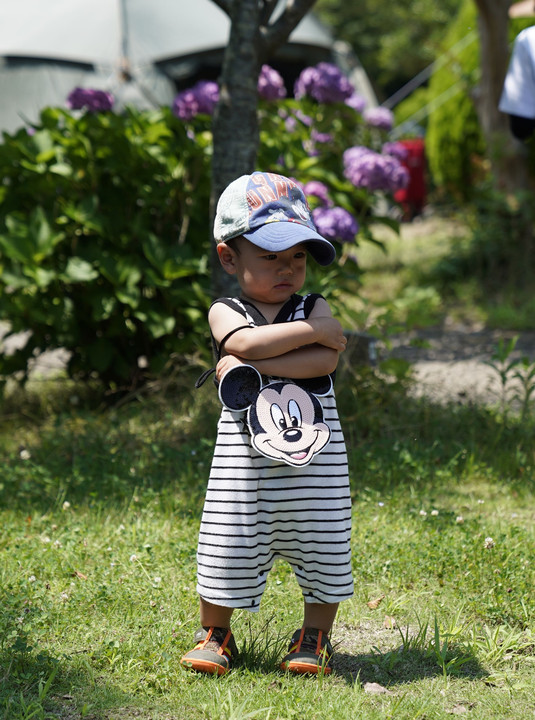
left=119, top=0, right=131, bottom=81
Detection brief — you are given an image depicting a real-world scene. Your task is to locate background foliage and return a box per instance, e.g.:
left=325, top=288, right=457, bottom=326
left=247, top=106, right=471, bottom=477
left=315, top=0, right=463, bottom=102
left=0, top=107, right=212, bottom=392
left=0, top=82, right=404, bottom=394
left=393, top=0, right=534, bottom=199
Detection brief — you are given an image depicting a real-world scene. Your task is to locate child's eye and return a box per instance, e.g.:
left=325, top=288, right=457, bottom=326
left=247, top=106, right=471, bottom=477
left=263, top=254, right=277, bottom=260
left=294, top=251, right=306, bottom=259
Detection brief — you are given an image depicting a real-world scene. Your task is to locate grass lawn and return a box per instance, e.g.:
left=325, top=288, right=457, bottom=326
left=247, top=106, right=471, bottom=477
left=1, top=214, right=535, bottom=719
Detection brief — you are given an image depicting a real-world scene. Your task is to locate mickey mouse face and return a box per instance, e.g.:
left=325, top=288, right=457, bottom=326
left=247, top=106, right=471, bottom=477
left=249, top=382, right=331, bottom=466
left=218, top=364, right=332, bottom=467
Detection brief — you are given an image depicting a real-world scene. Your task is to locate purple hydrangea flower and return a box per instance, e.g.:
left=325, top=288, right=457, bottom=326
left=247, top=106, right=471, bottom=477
left=363, top=106, right=394, bottom=131
left=382, top=141, right=409, bottom=161
left=172, top=89, right=198, bottom=120
left=67, top=87, right=114, bottom=112
left=258, top=65, right=287, bottom=100
left=345, top=92, right=367, bottom=113
left=172, top=80, right=219, bottom=120
left=294, top=62, right=354, bottom=104
left=295, top=109, right=313, bottom=127
left=344, top=146, right=409, bottom=193
left=313, top=206, right=359, bottom=243
left=311, top=129, right=333, bottom=144
left=284, top=115, right=297, bottom=132
left=303, top=181, right=332, bottom=207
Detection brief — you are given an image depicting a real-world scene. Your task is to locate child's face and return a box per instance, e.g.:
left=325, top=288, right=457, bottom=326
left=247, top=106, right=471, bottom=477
left=220, top=238, right=307, bottom=305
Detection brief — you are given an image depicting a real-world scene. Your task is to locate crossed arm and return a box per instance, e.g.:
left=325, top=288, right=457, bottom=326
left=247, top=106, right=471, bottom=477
left=208, top=298, right=347, bottom=380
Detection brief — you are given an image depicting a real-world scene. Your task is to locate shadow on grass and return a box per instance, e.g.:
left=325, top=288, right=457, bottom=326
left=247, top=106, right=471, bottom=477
left=337, top=365, right=535, bottom=499
left=1, top=364, right=534, bottom=518
left=0, top=381, right=220, bottom=516
left=332, top=648, right=486, bottom=687
left=0, top=585, right=135, bottom=720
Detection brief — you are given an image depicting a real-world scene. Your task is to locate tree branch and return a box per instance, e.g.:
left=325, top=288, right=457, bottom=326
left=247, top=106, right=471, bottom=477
left=260, top=0, right=279, bottom=25
left=260, top=0, right=318, bottom=56
left=210, top=0, right=233, bottom=15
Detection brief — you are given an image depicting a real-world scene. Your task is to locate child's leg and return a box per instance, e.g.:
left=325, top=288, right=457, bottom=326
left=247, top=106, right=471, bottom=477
left=181, top=599, right=236, bottom=675
left=200, top=598, right=234, bottom=629
left=280, top=602, right=339, bottom=675
left=303, top=601, right=339, bottom=634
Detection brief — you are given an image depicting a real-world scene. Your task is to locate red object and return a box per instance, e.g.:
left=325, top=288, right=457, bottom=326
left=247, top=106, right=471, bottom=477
left=394, top=138, right=427, bottom=220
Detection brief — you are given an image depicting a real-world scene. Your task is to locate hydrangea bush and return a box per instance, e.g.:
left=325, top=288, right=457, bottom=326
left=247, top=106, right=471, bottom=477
left=0, top=62, right=408, bottom=392
left=0, top=106, right=212, bottom=392
left=250, top=62, right=407, bottom=318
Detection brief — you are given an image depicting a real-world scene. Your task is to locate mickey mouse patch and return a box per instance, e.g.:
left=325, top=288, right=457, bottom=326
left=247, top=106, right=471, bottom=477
left=218, top=364, right=332, bottom=467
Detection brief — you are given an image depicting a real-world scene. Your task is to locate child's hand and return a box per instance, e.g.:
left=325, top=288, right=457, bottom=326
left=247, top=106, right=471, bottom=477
left=310, top=317, right=348, bottom=352
left=216, top=354, right=246, bottom=382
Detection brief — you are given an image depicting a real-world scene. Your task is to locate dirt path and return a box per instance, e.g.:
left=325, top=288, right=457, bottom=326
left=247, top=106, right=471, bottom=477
left=387, top=322, right=535, bottom=405
left=4, top=320, right=535, bottom=407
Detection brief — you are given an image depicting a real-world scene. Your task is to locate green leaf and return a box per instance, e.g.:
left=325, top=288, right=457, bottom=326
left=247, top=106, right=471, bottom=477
left=62, top=197, right=103, bottom=232
left=30, top=129, right=54, bottom=155
left=23, top=266, right=57, bottom=288
left=134, top=311, right=176, bottom=339
left=36, top=148, right=57, bottom=163
left=116, top=286, right=140, bottom=308
left=0, top=209, right=64, bottom=263
left=49, top=163, right=73, bottom=177
left=142, top=233, right=167, bottom=273
left=99, top=256, right=142, bottom=288
left=61, top=257, right=99, bottom=283
left=19, top=159, right=47, bottom=174
left=30, top=208, right=64, bottom=259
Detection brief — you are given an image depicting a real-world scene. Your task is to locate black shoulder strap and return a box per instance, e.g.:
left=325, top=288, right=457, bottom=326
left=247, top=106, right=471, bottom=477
left=237, top=297, right=268, bottom=326
left=210, top=297, right=248, bottom=317
left=195, top=298, right=251, bottom=388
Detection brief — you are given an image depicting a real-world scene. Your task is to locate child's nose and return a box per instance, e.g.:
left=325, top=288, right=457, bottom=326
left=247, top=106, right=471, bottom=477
left=278, top=260, right=293, bottom=274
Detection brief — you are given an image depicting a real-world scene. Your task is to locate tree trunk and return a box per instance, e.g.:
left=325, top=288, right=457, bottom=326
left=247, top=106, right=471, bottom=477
left=473, top=0, right=531, bottom=192
left=210, top=0, right=261, bottom=298
left=209, top=0, right=317, bottom=299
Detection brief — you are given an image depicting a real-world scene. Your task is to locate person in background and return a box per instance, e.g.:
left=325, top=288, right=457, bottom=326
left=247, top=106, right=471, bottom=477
left=499, top=8, right=535, bottom=141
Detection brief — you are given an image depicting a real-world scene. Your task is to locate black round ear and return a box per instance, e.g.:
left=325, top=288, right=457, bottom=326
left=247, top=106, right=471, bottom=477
left=294, top=373, right=333, bottom=397
left=218, top=364, right=263, bottom=411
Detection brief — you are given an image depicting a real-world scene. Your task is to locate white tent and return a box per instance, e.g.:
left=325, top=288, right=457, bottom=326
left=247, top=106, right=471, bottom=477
left=0, top=0, right=377, bottom=135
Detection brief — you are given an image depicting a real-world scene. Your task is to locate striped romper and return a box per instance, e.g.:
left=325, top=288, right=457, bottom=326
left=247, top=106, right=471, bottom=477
left=196, top=293, right=354, bottom=610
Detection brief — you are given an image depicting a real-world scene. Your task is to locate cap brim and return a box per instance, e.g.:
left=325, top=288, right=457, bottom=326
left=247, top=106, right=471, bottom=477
left=242, top=222, right=336, bottom=266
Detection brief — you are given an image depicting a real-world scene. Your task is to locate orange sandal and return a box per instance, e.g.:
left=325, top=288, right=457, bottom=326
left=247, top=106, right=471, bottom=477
left=180, top=626, right=237, bottom=676
left=280, top=627, right=333, bottom=675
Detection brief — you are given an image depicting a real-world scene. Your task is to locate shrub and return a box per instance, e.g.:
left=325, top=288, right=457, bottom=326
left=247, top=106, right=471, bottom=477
left=0, top=64, right=408, bottom=393
left=0, top=107, right=212, bottom=392
left=425, top=1, right=534, bottom=200
left=425, top=0, right=484, bottom=200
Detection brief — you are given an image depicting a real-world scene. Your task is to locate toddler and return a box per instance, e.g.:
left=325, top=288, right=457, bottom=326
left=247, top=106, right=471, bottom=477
left=181, top=171, right=354, bottom=676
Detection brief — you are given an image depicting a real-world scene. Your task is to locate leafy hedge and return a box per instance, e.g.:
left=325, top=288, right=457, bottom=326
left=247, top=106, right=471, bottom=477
left=0, top=107, right=212, bottom=391
left=0, top=75, right=404, bottom=394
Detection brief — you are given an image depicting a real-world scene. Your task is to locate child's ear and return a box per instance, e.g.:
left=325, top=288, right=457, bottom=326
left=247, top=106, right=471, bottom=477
left=217, top=243, right=238, bottom=275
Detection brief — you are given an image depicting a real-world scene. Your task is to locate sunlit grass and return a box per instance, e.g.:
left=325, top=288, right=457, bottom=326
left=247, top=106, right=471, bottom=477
left=1, top=360, right=535, bottom=719
left=2, top=215, right=535, bottom=718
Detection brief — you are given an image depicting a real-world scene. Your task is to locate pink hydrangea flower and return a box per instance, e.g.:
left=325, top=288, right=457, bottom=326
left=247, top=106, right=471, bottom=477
left=363, top=107, right=394, bottom=131
left=172, top=81, right=219, bottom=120
left=344, top=146, right=409, bottom=192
